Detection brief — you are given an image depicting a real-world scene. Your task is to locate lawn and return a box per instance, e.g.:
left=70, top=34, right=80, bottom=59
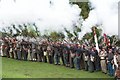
left=2, top=57, right=114, bottom=79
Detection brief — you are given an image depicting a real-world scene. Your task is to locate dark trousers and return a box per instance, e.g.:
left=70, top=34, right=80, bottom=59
left=37, top=54, right=42, bottom=62
left=60, top=54, right=65, bottom=66
left=33, top=53, right=37, bottom=60
left=94, top=57, right=101, bottom=71
left=43, top=56, right=47, bottom=63
left=23, top=51, right=28, bottom=61
left=75, top=58, right=80, bottom=70
left=48, top=55, right=54, bottom=64
left=88, top=60, right=94, bottom=72
left=70, top=57, right=74, bottom=68
left=10, top=52, right=14, bottom=59
left=17, top=50, right=21, bottom=60
left=54, top=54, right=60, bottom=65
left=108, top=62, right=114, bottom=76
left=14, top=50, right=18, bottom=59
left=63, top=54, right=69, bottom=66
left=84, top=61, right=88, bottom=71
left=6, top=48, right=10, bottom=58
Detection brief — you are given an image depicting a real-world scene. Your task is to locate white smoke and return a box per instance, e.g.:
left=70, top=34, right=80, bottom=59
left=80, top=0, right=119, bottom=38
left=0, top=0, right=81, bottom=34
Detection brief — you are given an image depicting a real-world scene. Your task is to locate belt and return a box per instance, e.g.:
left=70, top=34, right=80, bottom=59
left=101, top=59, right=105, bottom=60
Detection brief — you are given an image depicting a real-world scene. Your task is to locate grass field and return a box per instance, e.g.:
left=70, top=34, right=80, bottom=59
left=2, top=57, right=114, bottom=78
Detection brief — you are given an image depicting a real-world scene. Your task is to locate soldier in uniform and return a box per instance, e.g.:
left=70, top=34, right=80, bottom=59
left=16, top=40, right=22, bottom=60
left=36, top=43, right=40, bottom=62
left=69, top=44, right=76, bottom=68
left=27, top=41, right=32, bottom=61
left=42, top=41, right=48, bottom=63
left=53, top=42, right=60, bottom=65
left=99, top=47, right=107, bottom=74
left=39, top=44, right=44, bottom=62
left=114, top=49, right=120, bottom=78
left=93, top=46, right=101, bottom=71
left=88, top=48, right=95, bottom=72
left=13, top=38, right=18, bottom=59
left=59, top=43, right=65, bottom=66
left=9, top=39, right=14, bottom=59
left=106, top=48, right=114, bottom=76
left=4, top=38, right=10, bottom=58
left=83, top=46, right=89, bottom=71
left=63, top=43, right=69, bottom=67
left=0, top=38, right=4, bottom=56
left=74, top=44, right=82, bottom=70
left=21, top=39, right=28, bottom=61
left=32, top=42, right=37, bottom=61
left=47, top=42, right=54, bottom=64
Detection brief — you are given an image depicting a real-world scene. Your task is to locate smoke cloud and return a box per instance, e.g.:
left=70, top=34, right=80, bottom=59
left=80, top=0, right=119, bottom=38
left=0, top=0, right=81, bottom=34
left=0, top=0, right=119, bottom=39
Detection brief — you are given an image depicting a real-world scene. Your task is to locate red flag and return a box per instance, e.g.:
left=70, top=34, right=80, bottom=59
left=103, top=33, right=110, bottom=46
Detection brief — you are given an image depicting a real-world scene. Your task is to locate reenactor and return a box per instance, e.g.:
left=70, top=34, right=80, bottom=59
left=4, top=38, right=10, bottom=58
left=99, top=47, right=107, bottom=74
left=2, top=38, right=6, bottom=56
left=114, top=49, right=120, bottom=79
left=0, top=38, right=4, bottom=56
left=88, top=48, right=95, bottom=72
left=74, top=44, right=82, bottom=70
left=106, top=48, right=114, bottom=76
left=13, top=38, right=18, bottom=59
left=27, top=41, right=32, bottom=61
left=16, top=40, right=22, bottom=60
left=42, top=42, right=48, bottom=63
left=21, top=39, right=28, bottom=61
left=31, top=42, right=37, bottom=61
left=63, top=43, right=69, bottom=67
left=47, top=42, right=54, bottom=64
left=9, top=39, right=14, bottom=59
left=69, top=44, right=76, bottom=68
left=59, top=43, right=65, bottom=66
left=39, top=44, right=44, bottom=62
left=53, top=42, right=60, bottom=65
left=82, top=45, right=89, bottom=71
left=93, top=46, right=101, bottom=71
left=36, top=43, right=40, bottom=62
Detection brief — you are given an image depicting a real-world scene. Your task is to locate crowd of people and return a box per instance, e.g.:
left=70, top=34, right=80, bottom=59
left=0, top=37, right=120, bottom=79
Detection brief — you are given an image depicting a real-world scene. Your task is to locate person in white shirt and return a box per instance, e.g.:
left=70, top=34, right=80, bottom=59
left=99, top=48, right=107, bottom=74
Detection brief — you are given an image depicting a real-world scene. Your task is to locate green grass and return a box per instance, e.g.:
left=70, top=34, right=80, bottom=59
left=2, top=57, right=113, bottom=78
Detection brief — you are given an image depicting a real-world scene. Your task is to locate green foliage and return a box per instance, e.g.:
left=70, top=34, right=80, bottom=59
left=64, top=28, right=73, bottom=39
left=115, top=40, right=120, bottom=47
left=2, top=23, right=41, bottom=38
left=72, top=2, right=91, bottom=19
left=82, top=26, right=102, bottom=45
left=33, top=23, right=40, bottom=36
left=49, top=31, right=65, bottom=41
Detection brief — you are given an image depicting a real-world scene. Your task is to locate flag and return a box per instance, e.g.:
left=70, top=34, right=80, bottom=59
left=103, top=33, right=110, bottom=46
left=93, top=27, right=99, bottom=52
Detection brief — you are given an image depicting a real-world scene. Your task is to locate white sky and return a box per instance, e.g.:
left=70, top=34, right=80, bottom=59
left=0, top=0, right=119, bottom=37
left=80, top=0, right=119, bottom=38
left=0, top=0, right=80, bottom=34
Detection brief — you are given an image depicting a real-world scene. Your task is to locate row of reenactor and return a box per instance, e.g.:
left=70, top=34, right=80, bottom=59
left=0, top=37, right=120, bottom=79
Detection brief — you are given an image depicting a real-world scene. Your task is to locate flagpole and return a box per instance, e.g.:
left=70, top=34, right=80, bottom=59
left=93, top=27, right=99, bottom=52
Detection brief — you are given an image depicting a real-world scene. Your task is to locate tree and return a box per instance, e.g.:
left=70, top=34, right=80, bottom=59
left=33, top=23, right=40, bottom=37
left=72, top=2, right=92, bottom=20
left=64, top=28, right=73, bottom=40
left=49, top=31, right=65, bottom=41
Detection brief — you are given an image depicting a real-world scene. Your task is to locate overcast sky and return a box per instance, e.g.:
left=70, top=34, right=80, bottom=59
left=0, top=0, right=119, bottom=38
left=80, top=0, right=119, bottom=38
